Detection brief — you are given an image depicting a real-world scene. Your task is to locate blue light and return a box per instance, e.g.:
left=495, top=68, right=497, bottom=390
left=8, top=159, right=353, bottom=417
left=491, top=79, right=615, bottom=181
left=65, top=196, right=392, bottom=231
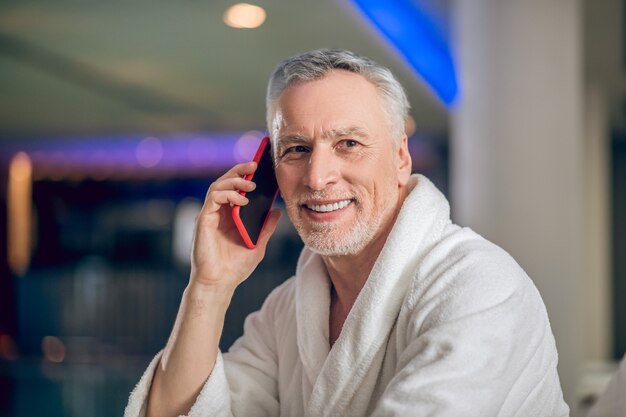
left=350, top=0, right=459, bottom=106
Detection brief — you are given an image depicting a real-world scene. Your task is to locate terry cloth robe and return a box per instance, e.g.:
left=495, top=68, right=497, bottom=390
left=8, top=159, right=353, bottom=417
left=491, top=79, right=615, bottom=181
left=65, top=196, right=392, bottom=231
left=125, top=174, right=569, bottom=417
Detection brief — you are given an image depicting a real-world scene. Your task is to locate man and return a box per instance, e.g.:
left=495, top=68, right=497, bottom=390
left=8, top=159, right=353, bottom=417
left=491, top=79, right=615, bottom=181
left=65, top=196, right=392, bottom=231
left=125, top=49, right=569, bottom=417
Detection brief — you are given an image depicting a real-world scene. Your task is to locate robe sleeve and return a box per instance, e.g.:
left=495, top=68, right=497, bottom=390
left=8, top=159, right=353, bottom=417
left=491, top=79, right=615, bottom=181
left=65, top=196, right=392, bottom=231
left=123, top=350, right=233, bottom=417
left=124, top=279, right=293, bottom=417
left=369, top=244, right=569, bottom=417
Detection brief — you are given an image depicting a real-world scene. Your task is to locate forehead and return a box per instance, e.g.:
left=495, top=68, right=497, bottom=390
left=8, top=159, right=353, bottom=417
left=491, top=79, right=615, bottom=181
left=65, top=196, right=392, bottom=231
left=275, top=70, right=389, bottom=138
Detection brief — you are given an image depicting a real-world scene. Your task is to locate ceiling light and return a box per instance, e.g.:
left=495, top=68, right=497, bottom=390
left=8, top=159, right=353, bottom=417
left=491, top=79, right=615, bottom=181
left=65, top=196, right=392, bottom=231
left=224, top=3, right=266, bottom=29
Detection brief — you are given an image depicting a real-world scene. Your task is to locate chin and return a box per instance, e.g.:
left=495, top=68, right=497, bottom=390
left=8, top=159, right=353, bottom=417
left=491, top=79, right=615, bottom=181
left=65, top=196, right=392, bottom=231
left=300, top=229, right=371, bottom=257
left=306, top=244, right=360, bottom=257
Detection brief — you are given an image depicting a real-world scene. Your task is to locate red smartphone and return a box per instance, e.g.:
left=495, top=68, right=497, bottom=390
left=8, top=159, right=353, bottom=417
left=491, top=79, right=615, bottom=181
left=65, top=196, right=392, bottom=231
left=232, top=136, right=280, bottom=249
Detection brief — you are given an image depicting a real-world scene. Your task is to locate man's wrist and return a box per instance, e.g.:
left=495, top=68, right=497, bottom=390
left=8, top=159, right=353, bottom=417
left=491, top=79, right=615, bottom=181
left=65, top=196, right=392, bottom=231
left=185, top=280, right=235, bottom=308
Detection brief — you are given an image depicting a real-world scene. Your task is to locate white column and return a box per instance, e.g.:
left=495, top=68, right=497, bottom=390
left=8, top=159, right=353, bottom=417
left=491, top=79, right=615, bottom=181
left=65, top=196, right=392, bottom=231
left=451, top=0, right=585, bottom=411
left=582, top=85, right=612, bottom=363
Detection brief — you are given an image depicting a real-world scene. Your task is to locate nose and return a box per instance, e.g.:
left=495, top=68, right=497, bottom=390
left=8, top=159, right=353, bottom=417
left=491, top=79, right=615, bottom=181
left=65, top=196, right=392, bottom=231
left=302, top=147, right=338, bottom=191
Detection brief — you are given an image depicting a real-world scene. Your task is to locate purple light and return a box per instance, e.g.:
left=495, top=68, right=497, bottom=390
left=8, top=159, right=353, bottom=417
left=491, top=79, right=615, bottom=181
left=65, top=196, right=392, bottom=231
left=233, top=131, right=264, bottom=163
left=136, top=137, right=163, bottom=168
left=0, top=131, right=263, bottom=178
left=187, top=138, right=215, bottom=168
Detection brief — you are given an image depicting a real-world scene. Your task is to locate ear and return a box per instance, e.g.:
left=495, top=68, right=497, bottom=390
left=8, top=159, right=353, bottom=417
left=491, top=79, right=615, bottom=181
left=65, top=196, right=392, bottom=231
left=396, top=134, right=412, bottom=186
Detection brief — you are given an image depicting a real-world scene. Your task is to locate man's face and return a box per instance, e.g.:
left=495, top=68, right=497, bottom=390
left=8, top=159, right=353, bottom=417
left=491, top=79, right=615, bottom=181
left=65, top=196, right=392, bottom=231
left=272, top=70, right=411, bottom=256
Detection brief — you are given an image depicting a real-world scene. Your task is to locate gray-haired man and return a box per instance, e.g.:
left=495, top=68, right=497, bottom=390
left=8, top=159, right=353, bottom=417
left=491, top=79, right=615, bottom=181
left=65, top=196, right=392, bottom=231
left=126, top=49, right=569, bottom=417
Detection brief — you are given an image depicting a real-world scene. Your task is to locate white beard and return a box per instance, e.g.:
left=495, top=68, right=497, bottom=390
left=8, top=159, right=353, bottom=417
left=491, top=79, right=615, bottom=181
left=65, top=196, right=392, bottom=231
left=286, top=187, right=399, bottom=257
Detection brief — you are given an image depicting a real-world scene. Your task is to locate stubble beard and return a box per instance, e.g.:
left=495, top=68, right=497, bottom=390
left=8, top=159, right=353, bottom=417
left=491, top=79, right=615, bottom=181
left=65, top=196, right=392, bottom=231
left=286, top=187, right=399, bottom=257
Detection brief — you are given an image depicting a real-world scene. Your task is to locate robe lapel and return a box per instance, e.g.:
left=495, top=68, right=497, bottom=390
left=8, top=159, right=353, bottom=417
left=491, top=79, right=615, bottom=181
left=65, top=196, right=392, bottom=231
left=297, top=175, right=451, bottom=417
left=295, top=249, right=331, bottom=388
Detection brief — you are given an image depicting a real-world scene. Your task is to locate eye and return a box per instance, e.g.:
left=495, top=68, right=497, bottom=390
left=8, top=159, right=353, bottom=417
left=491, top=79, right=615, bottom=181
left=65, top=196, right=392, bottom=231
left=280, top=144, right=310, bottom=157
left=287, top=145, right=309, bottom=153
left=293, top=145, right=309, bottom=153
left=339, top=139, right=360, bottom=148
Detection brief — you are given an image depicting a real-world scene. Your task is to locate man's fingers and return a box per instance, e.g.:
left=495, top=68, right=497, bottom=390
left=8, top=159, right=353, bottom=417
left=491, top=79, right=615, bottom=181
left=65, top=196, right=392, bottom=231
left=210, top=177, right=256, bottom=193
left=203, top=175, right=257, bottom=213
left=217, top=161, right=257, bottom=181
left=204, top=190, right=249, bottom=213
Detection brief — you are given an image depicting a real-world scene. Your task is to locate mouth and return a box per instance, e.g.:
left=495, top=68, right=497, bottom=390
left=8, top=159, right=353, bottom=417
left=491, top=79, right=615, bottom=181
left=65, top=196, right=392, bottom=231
left=303, top=199, right=353, bottom=213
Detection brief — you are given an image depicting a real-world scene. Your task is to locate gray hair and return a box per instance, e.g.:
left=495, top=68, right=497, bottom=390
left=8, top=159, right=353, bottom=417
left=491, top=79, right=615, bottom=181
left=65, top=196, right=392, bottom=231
left=266, top=48, right=410, bottom=140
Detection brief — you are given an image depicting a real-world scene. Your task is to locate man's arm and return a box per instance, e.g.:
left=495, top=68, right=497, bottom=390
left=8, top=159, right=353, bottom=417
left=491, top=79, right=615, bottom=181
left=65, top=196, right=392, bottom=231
left=145, top=161, right=281, bottom=417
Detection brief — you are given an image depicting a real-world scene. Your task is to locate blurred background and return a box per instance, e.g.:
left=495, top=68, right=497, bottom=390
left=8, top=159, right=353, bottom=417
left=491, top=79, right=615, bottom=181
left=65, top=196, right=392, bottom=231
left=0, top=0, right=623, bottom=416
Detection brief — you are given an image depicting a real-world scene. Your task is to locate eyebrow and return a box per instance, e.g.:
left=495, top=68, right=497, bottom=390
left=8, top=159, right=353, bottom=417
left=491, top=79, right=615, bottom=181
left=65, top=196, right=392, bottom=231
left=276, top=133, right=311, bottom=145
left=322, top=126, right=369, bottom=140
left=277, top=126, right=369, bottom=144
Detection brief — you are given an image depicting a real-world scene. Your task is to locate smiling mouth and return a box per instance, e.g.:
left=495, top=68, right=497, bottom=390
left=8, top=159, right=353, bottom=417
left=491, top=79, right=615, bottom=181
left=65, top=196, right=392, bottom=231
left=304, top=199, right=352, bottom=213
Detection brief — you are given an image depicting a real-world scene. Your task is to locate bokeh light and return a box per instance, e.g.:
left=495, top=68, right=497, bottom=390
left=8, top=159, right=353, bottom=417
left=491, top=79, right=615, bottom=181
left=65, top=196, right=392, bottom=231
left=136, top=137, right=163, bottom=168
left=42, top=336, right=66, bottom=363
left=233, top=130, right=264, bottom=162
left=8, top=152, right=32, bottom=276
left=223, top=3, right=266, bottom=29
left=0, top=335, right=18, bottom=361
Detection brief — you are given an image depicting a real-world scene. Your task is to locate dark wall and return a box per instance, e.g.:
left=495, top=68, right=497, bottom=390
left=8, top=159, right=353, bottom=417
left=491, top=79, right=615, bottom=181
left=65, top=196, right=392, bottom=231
left=612, top=134, right=626, bottom=359
left=0, top=163, right=16, bottom=337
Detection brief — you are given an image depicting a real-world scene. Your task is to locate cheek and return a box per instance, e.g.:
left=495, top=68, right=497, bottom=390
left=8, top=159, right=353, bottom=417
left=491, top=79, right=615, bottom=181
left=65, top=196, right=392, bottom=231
left=275, top=165, right=298, bottom=195
left=368, top=162, right=399, bottom=203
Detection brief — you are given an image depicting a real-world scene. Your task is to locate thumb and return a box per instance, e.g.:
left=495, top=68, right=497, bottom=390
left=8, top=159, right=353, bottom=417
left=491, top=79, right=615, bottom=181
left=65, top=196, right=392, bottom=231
left=255, top=209, right=282, bottom=251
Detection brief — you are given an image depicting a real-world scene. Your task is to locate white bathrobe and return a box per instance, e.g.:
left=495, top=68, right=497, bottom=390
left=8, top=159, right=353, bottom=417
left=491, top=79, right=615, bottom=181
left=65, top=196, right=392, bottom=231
left=125, top=174, right=569, bottom=417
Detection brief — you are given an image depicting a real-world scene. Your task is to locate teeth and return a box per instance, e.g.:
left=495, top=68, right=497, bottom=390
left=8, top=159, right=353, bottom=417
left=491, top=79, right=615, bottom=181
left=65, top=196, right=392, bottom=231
left=306, top=199, right=351, bottom=213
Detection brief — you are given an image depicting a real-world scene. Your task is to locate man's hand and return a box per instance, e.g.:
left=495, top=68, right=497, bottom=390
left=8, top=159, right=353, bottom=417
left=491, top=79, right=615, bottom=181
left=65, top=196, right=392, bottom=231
left=191, top=161, right=282, bottom=290
left=146, top=162, right=281, bottom=417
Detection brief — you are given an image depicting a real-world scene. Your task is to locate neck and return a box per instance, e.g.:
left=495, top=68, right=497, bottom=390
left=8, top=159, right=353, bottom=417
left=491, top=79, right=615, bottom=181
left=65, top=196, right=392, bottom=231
left=322, top=185, right=409, bottom=308
left=322, top=235, right=383, bottom=305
